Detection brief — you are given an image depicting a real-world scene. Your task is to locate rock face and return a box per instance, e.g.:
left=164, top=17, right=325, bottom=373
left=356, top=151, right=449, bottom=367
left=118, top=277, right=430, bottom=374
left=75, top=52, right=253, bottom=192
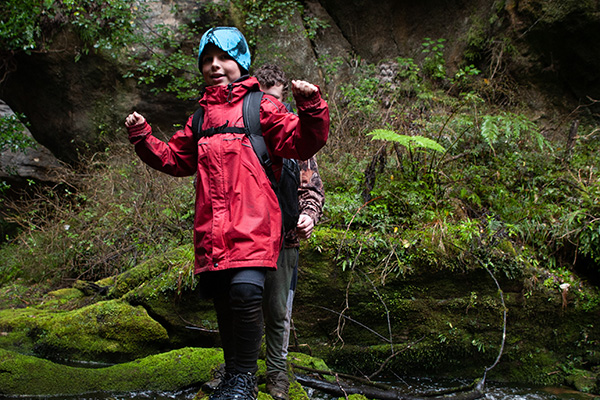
left=315, top=0, right=493, bottom=63
left=505, top=0, right=600, bottom=110
left=1, top=35, right=140, bottom=165
left=0, top=100, right=65, bottom=186
left=0, top=0, right=598, bottom=175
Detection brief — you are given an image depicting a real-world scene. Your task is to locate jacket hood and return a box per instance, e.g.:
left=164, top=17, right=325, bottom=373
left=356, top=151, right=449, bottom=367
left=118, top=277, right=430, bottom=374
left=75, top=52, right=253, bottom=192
left=201, top=76, right=260, bottom=105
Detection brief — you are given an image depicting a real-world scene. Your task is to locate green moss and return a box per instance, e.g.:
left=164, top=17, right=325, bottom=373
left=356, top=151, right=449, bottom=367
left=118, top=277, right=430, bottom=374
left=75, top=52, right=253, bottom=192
left=32, top=299, right=169, bottom=362
left=289, top=351, right=333, bottom=380
left=463, top=17, right=490, bottom=63
left=496, top=348, right=563, bottom=386
left=41, top=287, right=89, bottom=310
left=0, top=307, right=53, bottom=354
left=565, top=369, right=599, bottom=393
left=345, top=395, right=369, bottom=400
left=96, top=276, right=115, bottom=286
left=108, top=245, right=194, bottom=299
left=0, top=347, right=222, bottom=396
left=0, top=299, right=168, bottom=363
left=47, top=287, right=84, bottom=300
left=288, top=379, right=310, bottom=400
left=0, top=331, right=31, bottom=354
left=119, top=253, right=217, bottom=347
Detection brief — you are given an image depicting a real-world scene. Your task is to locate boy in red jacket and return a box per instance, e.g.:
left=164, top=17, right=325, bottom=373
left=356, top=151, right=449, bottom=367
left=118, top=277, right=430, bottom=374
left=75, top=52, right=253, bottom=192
left=125, top=27, right=329, bottom=400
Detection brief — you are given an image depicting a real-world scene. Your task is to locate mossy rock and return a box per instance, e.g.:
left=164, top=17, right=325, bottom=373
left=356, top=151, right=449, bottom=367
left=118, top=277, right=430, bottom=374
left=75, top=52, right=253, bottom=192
left=47, top=287, right=85, bottom=301
left=0, top=347, right=221, bottom=396
left=0, top=299, right=168, bottom=363
left=36, top=299, right=169, bottom=362
left=0, top=307, right=58, bottom=355
left=0, top=345, right=332, bottom=398
left=108, top=245, right=195, bottom=299
left=566, top=368, right=599, bottom=393
left=290, top=351, right=332, bottom=373
left=119, top=254, right=219, bottom=348
left=87, top=244, right=219, bottom=347
left=291, top=240, right=600, bottom=390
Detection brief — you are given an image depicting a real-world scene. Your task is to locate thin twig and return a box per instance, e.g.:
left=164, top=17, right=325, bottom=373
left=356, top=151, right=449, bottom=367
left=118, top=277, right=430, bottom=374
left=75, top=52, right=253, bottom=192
left=334, top=243, right=362, bottom=345
left=367, top=336, right=426, bottom=380
left=336, top=196, right=383, bottom=260
left=335, top=373, right=350, bottom=400
left=315, top=305, right=392, bottom=343
left=474, top=257, right=507, bottom=387
left=358, top=269, right=394, bottom=352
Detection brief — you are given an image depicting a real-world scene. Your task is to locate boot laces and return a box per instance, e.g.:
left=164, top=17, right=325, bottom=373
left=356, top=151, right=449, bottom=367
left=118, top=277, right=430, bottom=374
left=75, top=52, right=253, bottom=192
left=211, top=372, right=257, bottom=400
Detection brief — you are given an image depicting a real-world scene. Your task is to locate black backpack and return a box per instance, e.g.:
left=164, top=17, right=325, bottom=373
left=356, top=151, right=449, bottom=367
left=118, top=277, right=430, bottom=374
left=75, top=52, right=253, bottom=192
left=191, top=91, right=300, bottom=233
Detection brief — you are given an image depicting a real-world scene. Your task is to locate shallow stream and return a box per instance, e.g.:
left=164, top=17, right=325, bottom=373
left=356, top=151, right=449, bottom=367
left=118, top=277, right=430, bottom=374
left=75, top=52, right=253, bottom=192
left=8, top=378, right=596, bottom=400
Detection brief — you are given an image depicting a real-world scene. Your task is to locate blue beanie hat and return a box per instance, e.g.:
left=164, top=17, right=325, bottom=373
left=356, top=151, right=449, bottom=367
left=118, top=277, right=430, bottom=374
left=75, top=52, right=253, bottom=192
left=198, top=27, right=251, bottom=73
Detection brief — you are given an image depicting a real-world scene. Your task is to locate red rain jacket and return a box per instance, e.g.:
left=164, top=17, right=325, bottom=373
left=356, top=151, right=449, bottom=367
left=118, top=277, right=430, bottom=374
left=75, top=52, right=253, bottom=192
left=127, top=77, right=329, bottom=274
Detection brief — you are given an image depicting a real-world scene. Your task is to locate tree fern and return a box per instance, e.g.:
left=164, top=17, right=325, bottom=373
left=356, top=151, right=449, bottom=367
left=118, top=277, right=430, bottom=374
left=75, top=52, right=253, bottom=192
left=367, top=129, right=445, bottom=152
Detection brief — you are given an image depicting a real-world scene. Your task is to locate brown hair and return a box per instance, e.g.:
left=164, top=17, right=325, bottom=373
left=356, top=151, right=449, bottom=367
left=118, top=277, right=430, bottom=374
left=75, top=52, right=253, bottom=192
left=254, top=63, right=289, bottom=99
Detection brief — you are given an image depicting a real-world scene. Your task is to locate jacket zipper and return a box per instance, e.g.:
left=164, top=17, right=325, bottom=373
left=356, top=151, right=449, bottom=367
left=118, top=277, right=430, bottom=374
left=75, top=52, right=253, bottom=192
left=227, top=83, right=233, bottom=104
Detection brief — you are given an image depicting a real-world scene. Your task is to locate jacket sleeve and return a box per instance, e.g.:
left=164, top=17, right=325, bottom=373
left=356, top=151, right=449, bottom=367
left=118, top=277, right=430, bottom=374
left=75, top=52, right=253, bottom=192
left=298, top=157, right=325, bottom=224
left=260, top=87, right=329, bottom=161
left=127, top=117, right=197, bottom=177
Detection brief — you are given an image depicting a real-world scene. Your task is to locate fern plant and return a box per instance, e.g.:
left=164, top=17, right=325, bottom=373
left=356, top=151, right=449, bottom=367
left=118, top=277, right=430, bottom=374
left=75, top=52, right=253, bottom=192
left=368, top=128, right=445, bottom=176
left=480, top=112, right=550, bottom=154
left=368, top=129, right=445, bottom=153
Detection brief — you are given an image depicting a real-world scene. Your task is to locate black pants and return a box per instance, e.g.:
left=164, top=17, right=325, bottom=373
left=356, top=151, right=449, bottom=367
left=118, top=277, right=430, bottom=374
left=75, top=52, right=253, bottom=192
left=202, top=269, right=266, bottom=374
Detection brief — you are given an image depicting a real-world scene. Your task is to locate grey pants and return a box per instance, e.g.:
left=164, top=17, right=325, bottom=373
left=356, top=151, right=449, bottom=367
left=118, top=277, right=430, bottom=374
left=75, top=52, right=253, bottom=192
left=263, top=247, right=299, bottom=373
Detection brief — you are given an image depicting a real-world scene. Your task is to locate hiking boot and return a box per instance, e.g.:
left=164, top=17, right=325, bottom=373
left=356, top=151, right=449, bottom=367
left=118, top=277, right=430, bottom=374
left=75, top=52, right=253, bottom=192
left=266, top=371, right=289, bottom=400
left=209, top=372, right=258, bottom=400
left=203, top=364, right=227, bottom=393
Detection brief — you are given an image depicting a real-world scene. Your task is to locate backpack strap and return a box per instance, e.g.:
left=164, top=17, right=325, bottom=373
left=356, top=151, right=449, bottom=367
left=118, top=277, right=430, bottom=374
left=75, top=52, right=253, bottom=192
left=192, top=91, right=277, bottom=188
left=243, top=91, right=271, bottom=167
left=191, top=107, right=204, bottom=142
left=242, top=91, right=278, bottom=188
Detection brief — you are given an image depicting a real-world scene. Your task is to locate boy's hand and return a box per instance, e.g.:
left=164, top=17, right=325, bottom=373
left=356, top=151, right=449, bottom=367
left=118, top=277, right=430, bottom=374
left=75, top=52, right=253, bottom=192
left=125, top=111, right=145, bottom=127
left=296, top=214, right=315, bottom=240
left=291, top=80, right=318, bottom=98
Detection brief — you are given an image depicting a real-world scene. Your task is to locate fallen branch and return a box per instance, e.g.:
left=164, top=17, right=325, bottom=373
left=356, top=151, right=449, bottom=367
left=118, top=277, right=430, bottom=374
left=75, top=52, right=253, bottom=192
left=295, top=374, right=484, bottom=400
left=292, top=364, right=394, bottom=391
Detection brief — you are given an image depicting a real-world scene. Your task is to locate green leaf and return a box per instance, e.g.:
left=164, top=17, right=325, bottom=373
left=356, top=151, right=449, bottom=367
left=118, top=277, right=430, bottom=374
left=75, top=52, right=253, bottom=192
left=367, top=129, right=445, bottom=152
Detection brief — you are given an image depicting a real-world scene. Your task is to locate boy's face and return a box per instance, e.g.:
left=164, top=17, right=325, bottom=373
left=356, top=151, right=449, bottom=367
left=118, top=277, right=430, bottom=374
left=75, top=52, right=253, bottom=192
left=201, top=44, right=242, bottom=86
left=260, top=83, right=284, bottom=101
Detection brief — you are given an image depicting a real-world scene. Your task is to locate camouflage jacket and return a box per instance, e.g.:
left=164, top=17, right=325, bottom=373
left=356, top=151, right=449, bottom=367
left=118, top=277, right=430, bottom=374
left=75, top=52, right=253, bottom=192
left=284, top=156, right=324, bottom=248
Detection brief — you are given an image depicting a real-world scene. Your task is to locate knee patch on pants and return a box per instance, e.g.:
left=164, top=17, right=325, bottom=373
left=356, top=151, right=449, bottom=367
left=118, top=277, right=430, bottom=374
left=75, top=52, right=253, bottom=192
left=230, top=282, right=263, bottom=306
